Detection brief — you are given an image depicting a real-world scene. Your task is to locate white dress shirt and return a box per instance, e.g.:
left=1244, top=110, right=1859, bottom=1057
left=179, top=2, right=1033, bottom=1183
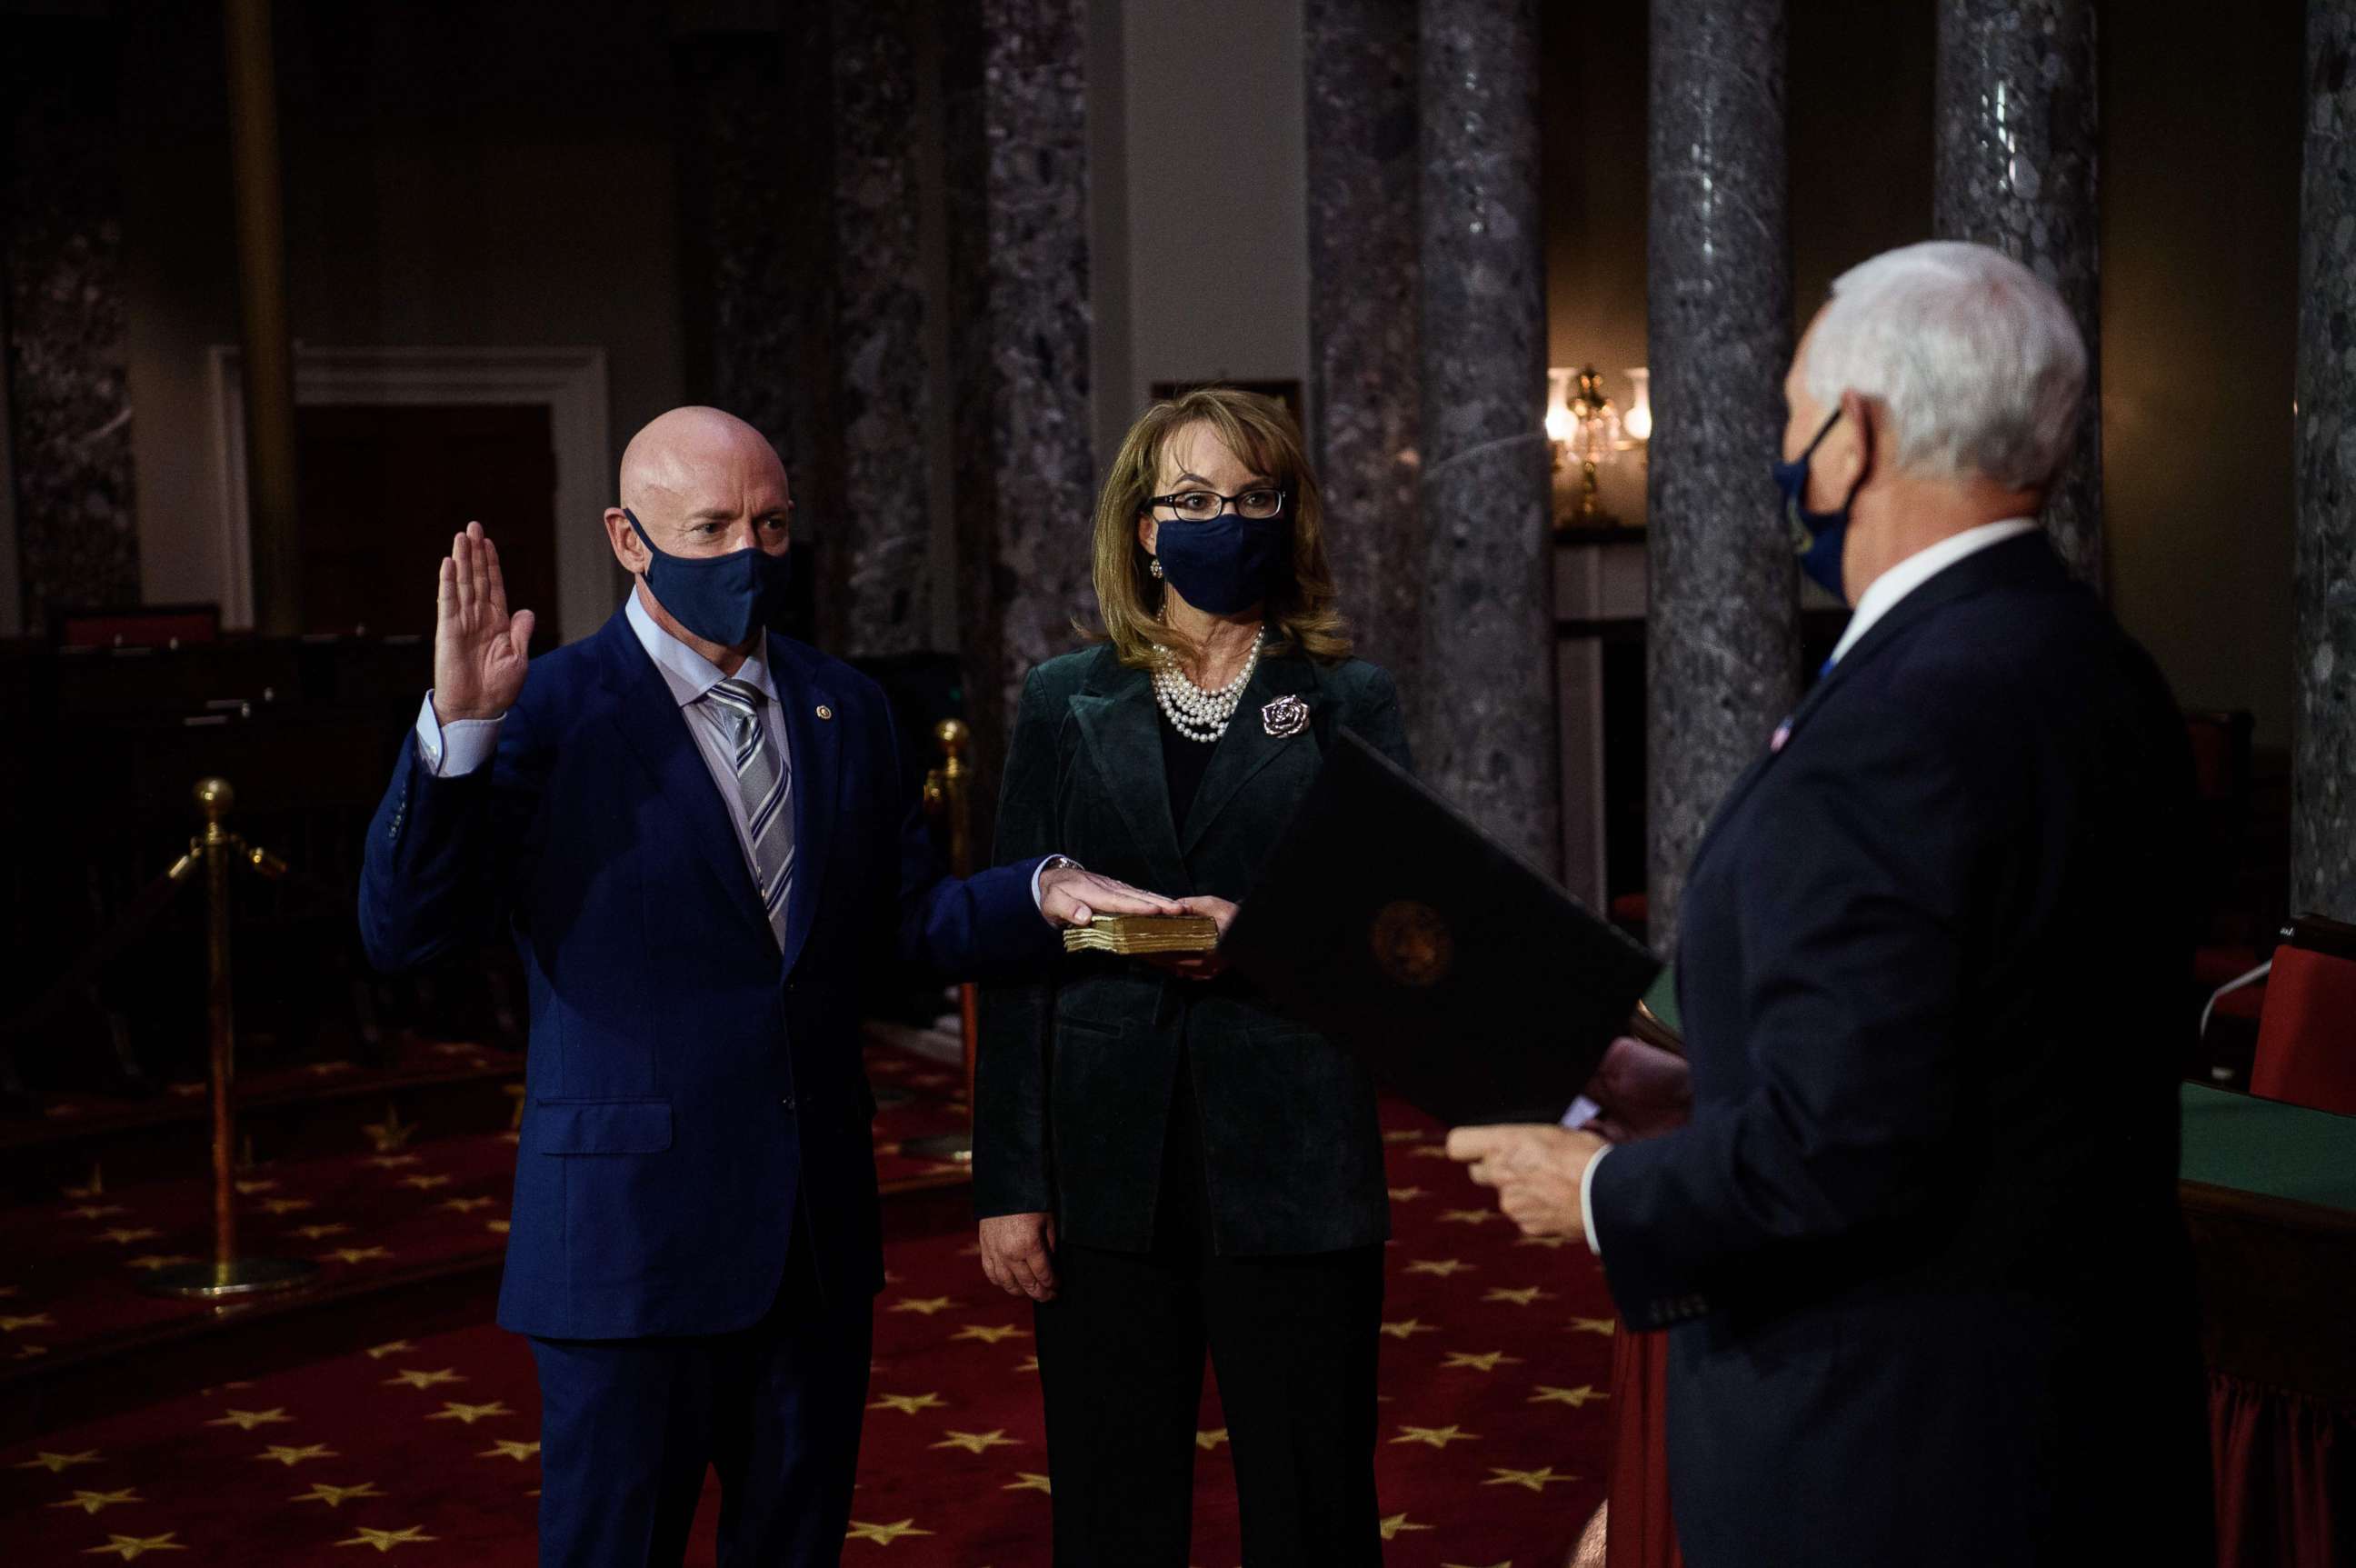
left=1573, top=517, right=2043, bottom=1256
left=414, top=587, right=1062, bottom=911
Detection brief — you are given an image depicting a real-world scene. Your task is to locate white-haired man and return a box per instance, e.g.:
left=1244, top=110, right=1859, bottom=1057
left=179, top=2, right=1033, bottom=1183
left=1450, top=242, right=2213, bottom=1563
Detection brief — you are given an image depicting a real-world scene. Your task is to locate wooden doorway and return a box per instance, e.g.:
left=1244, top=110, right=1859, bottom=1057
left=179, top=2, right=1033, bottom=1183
left=293, top=403, right=559, bottom=644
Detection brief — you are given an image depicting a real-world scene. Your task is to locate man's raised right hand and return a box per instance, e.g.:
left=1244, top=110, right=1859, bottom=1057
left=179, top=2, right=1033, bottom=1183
left=433, top=521, right=535, bottom=723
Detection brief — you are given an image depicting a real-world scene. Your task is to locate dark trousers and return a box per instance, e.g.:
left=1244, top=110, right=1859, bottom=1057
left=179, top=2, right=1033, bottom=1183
left=527, top=1206, right=874, bottom=1568
left=1033, top=1068, right=1386, bottom=1566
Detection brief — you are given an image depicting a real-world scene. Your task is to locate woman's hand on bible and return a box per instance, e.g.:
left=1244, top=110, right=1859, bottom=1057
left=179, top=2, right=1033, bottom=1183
left=977, top=1213, right=1057, bottom=1302
left=1147, top=895, right=1239, bottom=981
left=432, top=521, right=534, bottom=723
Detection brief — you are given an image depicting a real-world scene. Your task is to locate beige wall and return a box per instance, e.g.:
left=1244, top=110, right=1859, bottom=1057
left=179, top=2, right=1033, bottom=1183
left=1091, top=0, right=1312, bottom=471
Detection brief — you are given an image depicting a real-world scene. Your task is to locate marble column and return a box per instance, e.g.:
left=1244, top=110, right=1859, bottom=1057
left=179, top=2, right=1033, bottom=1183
left=1644, top=0, right=1801, bottom=951
left=942, top=0, right=1093, bottom=794
left=2292, top=0, right=2356, bottom=923
left=829, top=0, right=936, bottom=659
left=1304, top=0, right=1423, bottom=694
left=1933, top=0, right=2103, bottom=587
left=1413, top=0, right=1559, bottom=874
left=674, top=19, right=845, bottom=641
left=2, top=20, right=139, bottom=632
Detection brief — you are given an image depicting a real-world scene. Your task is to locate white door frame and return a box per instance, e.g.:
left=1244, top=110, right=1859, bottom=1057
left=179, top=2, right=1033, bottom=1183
left=207, top=345, right=615, bottom=641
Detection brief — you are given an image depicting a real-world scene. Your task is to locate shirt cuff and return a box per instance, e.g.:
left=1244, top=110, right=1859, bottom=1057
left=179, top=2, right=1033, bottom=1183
left=1029, top=855, right=1080, bottom=913
left=1580, top=1143, right=1609, bottom=1256
left=415, top=693, right=504, bottom=778
left=1560, top=1095, right=1602, bottom=1131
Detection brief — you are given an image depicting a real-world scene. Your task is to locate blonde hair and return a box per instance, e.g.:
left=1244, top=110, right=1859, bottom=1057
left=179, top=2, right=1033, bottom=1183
left=1083, top=386, right=1353, bottom=668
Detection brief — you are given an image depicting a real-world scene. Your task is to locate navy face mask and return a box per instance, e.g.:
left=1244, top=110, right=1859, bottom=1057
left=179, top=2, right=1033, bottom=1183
left=1772, top=410, right=1866, bottom=601
left=1153, top=508, right=1290, bottom=616
left=624, top=508, right=793, bottom=648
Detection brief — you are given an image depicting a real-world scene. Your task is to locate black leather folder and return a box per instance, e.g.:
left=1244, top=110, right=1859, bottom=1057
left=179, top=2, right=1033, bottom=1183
left=1223, top=730, right=1662, bottom=1126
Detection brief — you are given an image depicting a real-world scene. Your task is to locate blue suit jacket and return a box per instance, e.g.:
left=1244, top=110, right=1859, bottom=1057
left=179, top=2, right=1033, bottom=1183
left=1590, top=534, right=2211, bottom=1563
left=359, top=607, right=1054, bottom=1340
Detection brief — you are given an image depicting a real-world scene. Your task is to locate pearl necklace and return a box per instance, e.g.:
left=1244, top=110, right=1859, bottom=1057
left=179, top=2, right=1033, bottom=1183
left=1152, top=629, right=1263, bottom=744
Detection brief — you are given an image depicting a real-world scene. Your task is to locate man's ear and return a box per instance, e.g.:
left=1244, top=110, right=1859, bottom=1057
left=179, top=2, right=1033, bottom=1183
left=1836, top=389, right=1879, bottom=496
left=604, top=507, right=649, bottom=576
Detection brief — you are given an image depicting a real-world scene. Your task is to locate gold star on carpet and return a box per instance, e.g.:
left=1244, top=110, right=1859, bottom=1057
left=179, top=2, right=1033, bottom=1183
left=886, top=1295, right=956, bottom=1316
left=1441, top=1351, right=1524, bottom=1373
left=119, top=1253, right=191, bottom=1272
left=1408, top=1144, right=1453, bottom=1158
left=95, top=1228, right=161, bottom=1245
left=335, top=1524, right=435, bottom=1552
left=1387, top=1186, right=1425, bottom=1201
left=66, top=1203, right=128, bottom=1220
left=868, top=1393, right=947, bottom=1414
left=290, top=1482, right=384, bottom=1507
left=439, top=1197, right=494, bottom=1213
left=397, top=1175, right=452, bottom=1192
left=255, top=1444, right=336, bottom=1466
left=1531, top=1384, right=1608, bottom=1407
left=1392, top=1423, right=1479, bottom=1448
left=1194, top=1429, right=1228, bottom=1450
left=1513, top=1233, right=1573, bottom=1249
left=478, top=1440, right=541, bottom=1463
left=79, top=1532, right=185, bottom=1560
left=64, top=1167, right=106, bottom=1199
left=15, top=1343, right=48, bottom=1360
left=930, top=1429, right=1019, bottom=1454
left=1379, top=1318, right=1436, bottom=1340
left=363, top=1341, right=413, bottom=1359
left=17, top=1450, right=103, bottom=1473
left=1569, top=1317, right=1617, bottom=1335
left=383, top=1368, right=464, bottom=1391
left=1382, top=1128, right=1426, bottom=1143
left=362, top=1106, right=414, bottom=1154
left=287, top=1224, right=349, bottom=1241
left=1484, top=1464, right=1575, bottom=1493
left=0, top=1313, right=55, bottom=1332
left=1403, top=1258, right=1474, bottom=1277
left=1439, top=1561, right=1513, bottom=1568
left=426, top=1400, right=511, bottom=1426
left=844, top=1519, right=932, bottom=1544
left=486, top=1220, right=511, bottom=1234
left=1013, top=1355, right=1039, bottom=1373
left=1482, top=1286, right=1555, bottom=1306
left=50, top=1488, right=141, bottom=1514
left=1440, top=1208, right=1502, bottom=1225
left=306, top=1062, right=356, bottom=1077
left=950, top=1323, right=1027, bottom=1344
left=234, top=1179, right=276, bottom=1195
left=255, top=1198, right=314, bottom=1215
left=1379, top=1513, right=1433, bottom=1540
left=323, top=1247, right=393, bottom=1264
left=205, top=1407, right=294, bottom=1431
left=364, top=1154, right=421, bottom=1169
left=1003, top=1472, right=1051, bottom=1493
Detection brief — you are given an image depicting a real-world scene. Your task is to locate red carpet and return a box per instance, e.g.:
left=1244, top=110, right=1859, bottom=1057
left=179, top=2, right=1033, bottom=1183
left=4, top=1095, right=1619, bottom=1564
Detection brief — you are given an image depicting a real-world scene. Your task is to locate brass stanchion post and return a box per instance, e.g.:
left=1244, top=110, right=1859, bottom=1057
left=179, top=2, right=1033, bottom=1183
left=903, top=720, right=979, bottom=1164
left=145, top=778, right=317, bottom=1300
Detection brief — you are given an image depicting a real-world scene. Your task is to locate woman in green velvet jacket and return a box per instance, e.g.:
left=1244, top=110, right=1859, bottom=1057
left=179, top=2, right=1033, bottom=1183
left=972, top=386, right=1409, bottom=1566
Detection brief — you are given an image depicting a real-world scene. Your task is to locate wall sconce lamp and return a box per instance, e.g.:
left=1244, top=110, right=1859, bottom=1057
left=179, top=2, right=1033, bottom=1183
left=1546, top=365, right=1652, bottom=532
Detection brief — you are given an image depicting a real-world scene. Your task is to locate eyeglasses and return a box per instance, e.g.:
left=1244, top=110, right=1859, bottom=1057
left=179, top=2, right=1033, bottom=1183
left=1147, top=486, right=1288, bottom=523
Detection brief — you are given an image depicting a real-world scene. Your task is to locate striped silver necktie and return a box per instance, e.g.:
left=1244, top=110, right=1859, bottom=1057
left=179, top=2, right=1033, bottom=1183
left=699, top=678, right=794, bottom=945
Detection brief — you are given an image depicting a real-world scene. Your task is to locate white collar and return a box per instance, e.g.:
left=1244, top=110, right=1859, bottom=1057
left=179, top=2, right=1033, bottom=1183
left=1825, top=518, right=2041, bottom=668
left=624, top=586, right=780, bottom=709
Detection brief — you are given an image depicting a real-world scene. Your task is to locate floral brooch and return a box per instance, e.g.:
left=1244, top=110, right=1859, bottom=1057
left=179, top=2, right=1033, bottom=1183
left=1262, top=694, right=1310, bottom=738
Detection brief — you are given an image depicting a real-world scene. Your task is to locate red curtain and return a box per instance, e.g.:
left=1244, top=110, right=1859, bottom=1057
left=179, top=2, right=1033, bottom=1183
left=1605, top=1325, right=1684, bottom=1568
left=2212, top=1374, right=2356, bottom=1567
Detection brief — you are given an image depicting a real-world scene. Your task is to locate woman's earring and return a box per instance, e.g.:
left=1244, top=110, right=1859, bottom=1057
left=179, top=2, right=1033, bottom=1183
left=1149, top=556, right=1164, bottom=580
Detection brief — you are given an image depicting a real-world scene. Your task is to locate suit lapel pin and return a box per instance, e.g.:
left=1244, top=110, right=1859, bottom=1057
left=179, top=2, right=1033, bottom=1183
left=1770, top=718, right=1792, bottom=753
left=1262, top=694, right=1309, bottom=738
left=815, top=704, right=833, bottom=721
